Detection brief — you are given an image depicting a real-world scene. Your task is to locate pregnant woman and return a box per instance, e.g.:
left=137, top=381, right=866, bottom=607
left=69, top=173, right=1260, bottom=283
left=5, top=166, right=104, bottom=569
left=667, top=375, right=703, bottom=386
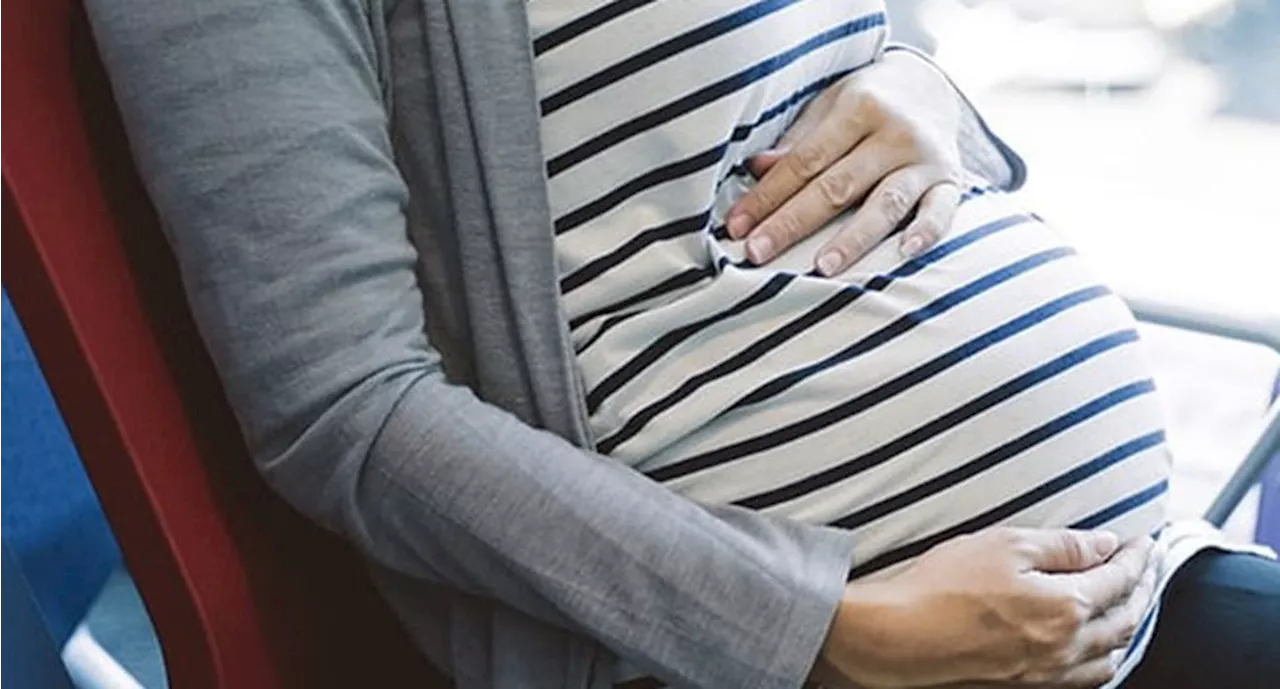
left=88, top=0, right=1278, bottom=687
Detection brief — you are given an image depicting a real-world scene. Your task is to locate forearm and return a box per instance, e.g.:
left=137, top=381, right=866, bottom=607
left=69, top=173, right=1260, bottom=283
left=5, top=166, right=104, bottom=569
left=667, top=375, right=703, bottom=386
left=86, top=1, right=856, bottom=686
left=360, top=375, right=856, bottom=687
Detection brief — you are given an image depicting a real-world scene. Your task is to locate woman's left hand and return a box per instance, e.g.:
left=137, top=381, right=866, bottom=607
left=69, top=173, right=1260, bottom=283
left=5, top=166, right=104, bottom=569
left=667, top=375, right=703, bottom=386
left=726, top=50, right=968, bottom=276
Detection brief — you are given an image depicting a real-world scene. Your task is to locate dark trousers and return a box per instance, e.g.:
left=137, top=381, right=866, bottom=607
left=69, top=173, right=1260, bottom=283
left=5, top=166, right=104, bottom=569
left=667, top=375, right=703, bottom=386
left=1124, top=551, right=1280, bottom=688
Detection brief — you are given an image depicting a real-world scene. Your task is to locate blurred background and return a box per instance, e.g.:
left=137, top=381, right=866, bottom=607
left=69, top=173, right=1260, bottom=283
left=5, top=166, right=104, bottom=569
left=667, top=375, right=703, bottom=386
left=887, top=0, right=1280, bottom=539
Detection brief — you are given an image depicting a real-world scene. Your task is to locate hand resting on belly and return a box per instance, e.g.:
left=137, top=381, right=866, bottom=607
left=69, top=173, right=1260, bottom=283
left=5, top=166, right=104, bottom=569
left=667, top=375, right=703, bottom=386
left=618, top=190, right=1172, bottom=580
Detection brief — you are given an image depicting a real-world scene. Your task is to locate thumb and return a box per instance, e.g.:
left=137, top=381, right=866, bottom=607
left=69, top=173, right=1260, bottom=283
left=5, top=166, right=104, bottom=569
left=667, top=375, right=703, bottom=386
left=1019, top=529, right=1120, bottom=573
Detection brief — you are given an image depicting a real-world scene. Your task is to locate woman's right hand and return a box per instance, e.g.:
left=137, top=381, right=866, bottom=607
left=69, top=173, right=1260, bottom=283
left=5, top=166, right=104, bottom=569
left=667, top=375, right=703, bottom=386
left=814, top=528, right=1156, bottom=689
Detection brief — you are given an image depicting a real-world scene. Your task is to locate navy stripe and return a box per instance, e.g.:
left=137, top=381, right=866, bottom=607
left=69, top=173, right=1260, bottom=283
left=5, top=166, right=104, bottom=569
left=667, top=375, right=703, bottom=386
left=648, top=290, right=1120, bottom=483
left=872, top=213, right=1035, bottom=281
left=547, top=13, right=885, bottom=176
left=557, top=149, right=725, bottom=236
left=569, top=258, right=729, bottom=331
left=554, top=69, right=849, bottom=235
left=566, top=91, right=955, bottom=293
left=847, top=430, right=1168, bottom=580
left=730, top=246, right=1075, bottom=412
left=1069, top=480, right=1169, bottom=530
left=597, top=283, right=861, bottom=454
left=578, top=266, right=742, bottom=354
left=830, top=380, right=1157, bottom=530
left=961, top=185, right=997, bottom=202
left=542, top=0, right=797, bottom=115
left=731, top=324, right=1133, bottom=509
left=561, top=211, right=711, bottom=294
left=587, top=273, right=797, bottom=413
left=1123, top=593, right=1162, bottom=662
left=533, top=0, right=661, bottom=56
left=577, top=309, right=645, bottom=354
left=595, top=213, right=1032, bottom=455
left=1076, top=479, right=1169, bottom=675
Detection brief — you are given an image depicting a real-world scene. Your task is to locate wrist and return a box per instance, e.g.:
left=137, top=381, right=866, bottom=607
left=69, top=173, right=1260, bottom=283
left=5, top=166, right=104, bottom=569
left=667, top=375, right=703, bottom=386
left=815, top=581, right=912, bottom=689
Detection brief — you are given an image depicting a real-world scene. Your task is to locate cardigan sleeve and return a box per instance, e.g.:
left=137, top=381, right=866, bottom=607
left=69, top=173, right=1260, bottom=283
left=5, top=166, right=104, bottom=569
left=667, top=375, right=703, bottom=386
left=85, top=2, right=858, bottom=687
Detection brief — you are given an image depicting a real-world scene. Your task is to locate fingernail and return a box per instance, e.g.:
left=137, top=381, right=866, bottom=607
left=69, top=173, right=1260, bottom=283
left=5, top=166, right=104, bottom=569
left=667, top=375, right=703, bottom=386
left=727, top=212, right=752, bottom=239
left=900, top=236, right=925, bottom=258
left=817, top=250, right=843, bottom=277
left=1093, top=531, right=1120, bottom=558
left=746, top=235, right=774, bottom=264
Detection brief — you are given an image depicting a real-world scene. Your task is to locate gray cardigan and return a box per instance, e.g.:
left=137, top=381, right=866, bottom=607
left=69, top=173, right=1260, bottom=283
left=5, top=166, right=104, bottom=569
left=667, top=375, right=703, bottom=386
left=86, top=1, right=1019, bottom=687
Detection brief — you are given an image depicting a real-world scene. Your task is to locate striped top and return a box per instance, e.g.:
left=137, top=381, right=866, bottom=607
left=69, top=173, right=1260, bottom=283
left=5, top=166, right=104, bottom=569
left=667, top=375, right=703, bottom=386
left=526, top=1, right=1236, bottom=683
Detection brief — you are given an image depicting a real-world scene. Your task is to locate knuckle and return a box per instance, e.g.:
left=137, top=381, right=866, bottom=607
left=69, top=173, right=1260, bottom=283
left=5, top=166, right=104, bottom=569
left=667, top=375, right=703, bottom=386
left=909, top=218, right=941, bottom=245
left=925, top=166, right=961, bottom=190
left=789, top=144, right=828, bottom=178
left=769, top=212, right=805, bottom=245
left=879, top=185, right=914, bottom=219
left=1126, top=566, right=1145, bottom=593
left=1025, top=645, right=1075, bottom=680
left=1048, top=646, right=1078, bottom=672
left=817, top=169, right=858, bottom=209
left=1020, top=600, right=1085, bottom=660
left=989, top=526, right=1023, bottom=550
left=940, top=167, right=967, bottom=187
left=946, top=530, right=986, bottom=555
left=1025, top=667, right=1064, bottom=686
left=1065, top=597, right=1090, bottom=629
left=882, top=123, right=919, bottom=151
left=1121, top=557, right=1147, bottom=591
left=1011, top=541, right=1041, bottom=564
left=1058, top=532, right=1091, bottom=568
left=1016, top=666, right=1051, bottom=685
left=1049, top=594, right=1089, bottom=633
left=746, top=186, right=780, bottom=215
left=1118, top=612, right=1141, bottom=644
left=852, top=91, right=885, bottom=122
left=831, top=98, right=862, bottom=131
left=836, top=228, right=872, bottom=259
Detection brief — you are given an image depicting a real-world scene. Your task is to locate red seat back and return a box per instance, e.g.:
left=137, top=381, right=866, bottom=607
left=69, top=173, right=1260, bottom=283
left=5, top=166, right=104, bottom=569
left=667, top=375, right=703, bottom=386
left=2, top=2, right=443, bottom=686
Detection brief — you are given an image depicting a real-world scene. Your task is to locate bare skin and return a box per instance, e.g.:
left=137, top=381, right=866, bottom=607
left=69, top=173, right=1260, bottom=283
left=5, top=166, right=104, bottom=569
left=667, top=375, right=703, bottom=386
left=813, top=529, right=1156, bottom=689
left=727, top=49, right=968, bottom=274
left=726, top=52, right=1155, bottom=688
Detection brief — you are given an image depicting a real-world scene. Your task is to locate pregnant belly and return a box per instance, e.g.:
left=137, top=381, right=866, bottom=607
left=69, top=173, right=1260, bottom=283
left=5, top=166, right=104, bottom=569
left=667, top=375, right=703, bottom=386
left=584, top=190, right=1171, bottom=579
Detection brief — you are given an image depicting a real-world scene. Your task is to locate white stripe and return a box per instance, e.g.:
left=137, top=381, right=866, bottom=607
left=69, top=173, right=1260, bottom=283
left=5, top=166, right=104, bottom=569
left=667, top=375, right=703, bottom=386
left=526, top=1, right=1225, bottom=682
